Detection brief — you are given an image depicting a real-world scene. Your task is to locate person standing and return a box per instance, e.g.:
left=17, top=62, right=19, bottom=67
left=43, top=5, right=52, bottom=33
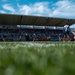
left=63, top=24, right=70, bottom=38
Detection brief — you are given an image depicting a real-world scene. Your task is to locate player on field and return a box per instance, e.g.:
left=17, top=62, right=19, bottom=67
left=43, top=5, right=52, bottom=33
left=63, top=24, right=70, bottom=38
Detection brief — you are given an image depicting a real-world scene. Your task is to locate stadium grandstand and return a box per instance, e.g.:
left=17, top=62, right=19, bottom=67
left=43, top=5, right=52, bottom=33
left=0, top=13, right=75, bottom=41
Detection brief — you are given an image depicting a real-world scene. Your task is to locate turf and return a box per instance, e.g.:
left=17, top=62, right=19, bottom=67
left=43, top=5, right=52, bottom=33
left=0, top=42, right=75, bottom=75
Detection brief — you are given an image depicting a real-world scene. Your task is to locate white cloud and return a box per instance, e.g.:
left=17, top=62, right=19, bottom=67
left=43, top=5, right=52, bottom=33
left=1, top=0, right=75, bottom=19
left=17, top=2, right=51, bottom=16
left=50, top=0, right=75, bottom=18
left=18, top=5, right=31, bottom=15
left=16, top=1, right=75, bottom=18
left=2, top=4, right=15, bottom=12
left=1, top=0, right=7, bottom=2
left=0, top=10, right=6, bottom=13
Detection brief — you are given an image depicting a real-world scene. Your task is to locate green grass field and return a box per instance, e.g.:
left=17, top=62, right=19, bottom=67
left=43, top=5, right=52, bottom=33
left=0, top=42, right=75, bottom=75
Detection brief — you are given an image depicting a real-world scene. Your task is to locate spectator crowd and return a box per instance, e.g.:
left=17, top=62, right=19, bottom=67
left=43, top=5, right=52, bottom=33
left=0, top=27, right=74, bottom=41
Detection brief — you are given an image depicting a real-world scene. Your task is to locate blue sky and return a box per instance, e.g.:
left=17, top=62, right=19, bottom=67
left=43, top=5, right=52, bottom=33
left=0, top=0, right=75, bottom=27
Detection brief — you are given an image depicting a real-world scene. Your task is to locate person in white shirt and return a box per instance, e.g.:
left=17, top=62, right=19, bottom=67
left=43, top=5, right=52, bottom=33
left=63, top=24, right=70, bottom=38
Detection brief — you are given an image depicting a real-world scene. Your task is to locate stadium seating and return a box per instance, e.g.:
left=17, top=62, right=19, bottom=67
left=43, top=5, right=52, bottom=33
left=0, top=26, right=74, bottom=41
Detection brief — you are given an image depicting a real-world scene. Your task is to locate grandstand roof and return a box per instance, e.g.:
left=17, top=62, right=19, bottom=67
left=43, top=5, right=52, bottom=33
left=0, top=13, right=75, bottom=26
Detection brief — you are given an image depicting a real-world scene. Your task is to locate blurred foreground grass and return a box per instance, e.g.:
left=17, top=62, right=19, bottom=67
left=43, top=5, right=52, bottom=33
left=0, top=42, right=75, bottom=75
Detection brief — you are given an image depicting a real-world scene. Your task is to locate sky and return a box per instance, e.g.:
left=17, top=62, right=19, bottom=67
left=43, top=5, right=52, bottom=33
left=0, top=0, right=75, bottom=27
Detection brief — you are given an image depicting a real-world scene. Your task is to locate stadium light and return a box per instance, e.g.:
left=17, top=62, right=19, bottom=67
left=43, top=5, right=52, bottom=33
left=54, top=27, right=56, bottom=29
